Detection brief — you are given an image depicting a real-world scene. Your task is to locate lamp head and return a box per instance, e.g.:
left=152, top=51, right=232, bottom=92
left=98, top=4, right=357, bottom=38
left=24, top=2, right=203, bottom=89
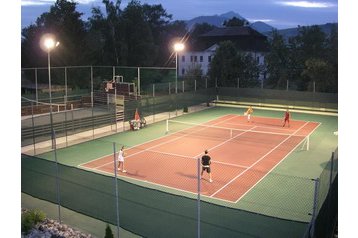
left=40, top=33, right=60, bottom=52
left=173, top=43, right=185, bottom=52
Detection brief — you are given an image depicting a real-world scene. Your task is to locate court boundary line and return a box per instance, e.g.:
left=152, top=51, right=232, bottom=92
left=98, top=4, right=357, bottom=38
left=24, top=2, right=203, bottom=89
left=210, top=121, right=310, bottom=197
left=78, top=115, right=320, bottom=203
left=79, top=162, right=241, bottom=204
left=137, top=148, right=251, bottom=170
left=89, top=114, right=239, bottom=170
left=233, top=121, right=321, bottom=203
left=77, top=114, right=237, bottom=167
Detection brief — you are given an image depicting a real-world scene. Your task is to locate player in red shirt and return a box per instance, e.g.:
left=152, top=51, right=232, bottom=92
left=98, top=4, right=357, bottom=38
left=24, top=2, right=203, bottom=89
left=282, top=109, right=290, bottom=127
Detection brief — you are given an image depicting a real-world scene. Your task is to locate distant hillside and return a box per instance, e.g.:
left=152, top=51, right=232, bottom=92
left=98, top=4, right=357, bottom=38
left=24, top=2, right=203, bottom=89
left=186, top=11, right=247, bottom=30
left=250, top=21, right=276, bottom=33
left=264, top=23, right=338, bottom=41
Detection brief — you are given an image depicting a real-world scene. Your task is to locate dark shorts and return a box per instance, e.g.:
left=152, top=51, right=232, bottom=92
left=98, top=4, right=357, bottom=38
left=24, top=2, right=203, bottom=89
left=202, top=166, right=211, bottom=173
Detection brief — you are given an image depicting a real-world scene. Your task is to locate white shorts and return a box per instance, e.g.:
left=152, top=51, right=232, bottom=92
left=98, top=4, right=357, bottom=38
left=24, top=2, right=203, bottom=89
left=118, top=156, right=124, bottom=162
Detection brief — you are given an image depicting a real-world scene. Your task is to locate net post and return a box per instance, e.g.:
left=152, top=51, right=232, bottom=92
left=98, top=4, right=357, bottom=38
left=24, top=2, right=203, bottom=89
left=307, top=136, right=310, bottom=151
left=197, top=157, right=201, bottom=238
left=166, top=119, right=169, bottom=133
left=113, top=142, right=120, bottom=238
left=230, top=129, right=233, bottom=138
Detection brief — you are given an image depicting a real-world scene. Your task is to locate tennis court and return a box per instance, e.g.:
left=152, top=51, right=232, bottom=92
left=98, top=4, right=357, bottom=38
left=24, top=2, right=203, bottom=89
left=79, top=114, right=319, bottom=203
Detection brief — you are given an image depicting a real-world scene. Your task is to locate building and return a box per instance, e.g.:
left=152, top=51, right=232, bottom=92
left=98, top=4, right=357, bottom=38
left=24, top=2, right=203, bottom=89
left=177, top=26, right=269, bottom=79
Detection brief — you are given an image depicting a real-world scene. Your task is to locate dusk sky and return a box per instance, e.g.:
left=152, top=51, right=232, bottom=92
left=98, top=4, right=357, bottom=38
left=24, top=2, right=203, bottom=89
left=21, top=0, right=338, bottom=29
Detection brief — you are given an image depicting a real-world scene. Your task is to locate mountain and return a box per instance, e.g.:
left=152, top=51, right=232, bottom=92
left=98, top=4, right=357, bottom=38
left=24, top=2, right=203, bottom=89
left=250, top=21, right=276, bottom=33
left=264, top=23, right=338, bottom=41
left=186, top=11, right=247, bottom=30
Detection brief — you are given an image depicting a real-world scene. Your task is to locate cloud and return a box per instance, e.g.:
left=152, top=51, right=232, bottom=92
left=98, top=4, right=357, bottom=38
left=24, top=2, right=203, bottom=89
left=247, top=19, right=274, bottom=23
left=21, top=0, right=53, bottom=6
left=21, top=0, right=99, bottom=6
left=277, top=1, right=336, bottom=8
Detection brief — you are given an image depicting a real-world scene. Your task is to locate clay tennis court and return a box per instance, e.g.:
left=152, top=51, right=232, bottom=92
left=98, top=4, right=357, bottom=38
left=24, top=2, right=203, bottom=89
left=79, top=114, right=319, bottom=203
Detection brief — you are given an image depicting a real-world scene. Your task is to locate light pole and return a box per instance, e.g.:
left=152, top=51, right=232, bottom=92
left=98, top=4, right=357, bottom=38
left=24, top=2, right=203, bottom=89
left=42, top=35, right=59, bottom=148
left=174, top=43, right=184, bottom=94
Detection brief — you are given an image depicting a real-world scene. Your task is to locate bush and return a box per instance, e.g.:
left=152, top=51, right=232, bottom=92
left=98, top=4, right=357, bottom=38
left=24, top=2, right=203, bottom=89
left=105, top=224, right=114, bottom=238
left=21, top=209, right=46, bottom=234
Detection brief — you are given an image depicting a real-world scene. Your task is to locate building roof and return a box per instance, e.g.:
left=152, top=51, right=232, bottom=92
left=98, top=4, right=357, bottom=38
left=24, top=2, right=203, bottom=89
left=200, top=26, right=266, bottom=39
left=194, top=26, right=269, bottom=52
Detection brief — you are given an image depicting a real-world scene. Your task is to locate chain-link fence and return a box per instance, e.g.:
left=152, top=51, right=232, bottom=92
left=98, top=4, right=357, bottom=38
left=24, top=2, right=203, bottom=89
left=302, top=148, right=338, bottom=238
left=22, top=137, right=327, bottom=238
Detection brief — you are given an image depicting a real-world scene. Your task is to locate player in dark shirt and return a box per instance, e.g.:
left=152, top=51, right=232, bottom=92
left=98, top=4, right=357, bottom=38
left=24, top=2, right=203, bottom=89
left=201, top=150, right=213, bottom=183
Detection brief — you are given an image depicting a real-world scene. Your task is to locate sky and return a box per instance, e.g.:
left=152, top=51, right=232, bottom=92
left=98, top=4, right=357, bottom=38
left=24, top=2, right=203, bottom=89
left=21, top=0, right=338, bottom=29
left=2, top=1, right=357, bottom=236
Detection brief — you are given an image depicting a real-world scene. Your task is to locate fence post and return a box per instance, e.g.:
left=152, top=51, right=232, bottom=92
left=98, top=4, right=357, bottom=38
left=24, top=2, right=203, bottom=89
left=31, top=101, right=36, bottom=155
left=113, top=142, right=120, bottom=238
left=35, top=68, right=38, bottom=103
left=64, top=67, right=68, bottom=105
left=91, top=66, right=93, bottom=108
left=137, top=67, right=141, bottom=96
left=52, top=129, right=62, bottom=223
left=286, top=80, right=289, bottom=91
left=197, top=157, right=201, bottom=238
left=309, top=178, right=320, bottom=238
left=313, top=81, right=316, bottom=93
left=153, top=84, right=155, bottom=122
left=329, top=152, right=334, bottom=185
left=237, top=77, right=239, bottom=88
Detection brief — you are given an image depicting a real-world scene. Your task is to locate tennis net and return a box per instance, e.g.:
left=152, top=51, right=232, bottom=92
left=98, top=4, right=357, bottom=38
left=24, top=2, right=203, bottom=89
left=166, top=119, right=310, bottom=151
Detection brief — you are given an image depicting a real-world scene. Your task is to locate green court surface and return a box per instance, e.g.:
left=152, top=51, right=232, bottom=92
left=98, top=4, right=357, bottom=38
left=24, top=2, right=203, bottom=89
left=22, top=106, right=337, bottom=237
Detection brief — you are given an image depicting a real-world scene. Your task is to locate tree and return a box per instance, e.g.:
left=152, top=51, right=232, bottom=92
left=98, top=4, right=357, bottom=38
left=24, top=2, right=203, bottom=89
left=104, top=224, right=114, bottom=238
left=208, top=41, right=260, bottom=87
left=223, top=17, right=249, bottom=27
left=121, top=0, right=156, bottom=66
left=265, top=30, right=290, bottom=89
left=21, top=0, right=87, bottom=67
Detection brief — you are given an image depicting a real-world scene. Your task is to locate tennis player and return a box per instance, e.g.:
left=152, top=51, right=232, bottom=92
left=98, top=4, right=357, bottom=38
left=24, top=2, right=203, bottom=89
left=201, top=150, right=213, bottom=183
left=245, top=106, right=254, bottom=122
left=282, top=109, right=291, bottom=127
left=117, top=146, right=126, bottom=173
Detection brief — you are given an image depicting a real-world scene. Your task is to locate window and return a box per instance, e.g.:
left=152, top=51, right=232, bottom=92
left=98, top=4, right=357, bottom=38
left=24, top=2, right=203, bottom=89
left=182, top=55, right=185, bottom=62
left=182, top=68, right=185, bottom=75
left=257, top=56, right=260, bottom=64
left=190, top=56, right=193, bottom=62
left=200, top=56, right=203, bottom=62
left=208, top=56, right=212, bottom=62
left=194, top=56, right=197, bottom=62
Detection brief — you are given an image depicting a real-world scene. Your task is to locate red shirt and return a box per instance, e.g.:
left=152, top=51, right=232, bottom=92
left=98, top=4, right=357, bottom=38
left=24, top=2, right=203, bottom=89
left=284, top=111, right=290, bottom=120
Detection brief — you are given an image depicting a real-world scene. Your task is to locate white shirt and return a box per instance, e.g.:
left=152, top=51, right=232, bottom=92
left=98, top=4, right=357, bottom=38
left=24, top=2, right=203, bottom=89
left=118, top=149, right=124, bottom=162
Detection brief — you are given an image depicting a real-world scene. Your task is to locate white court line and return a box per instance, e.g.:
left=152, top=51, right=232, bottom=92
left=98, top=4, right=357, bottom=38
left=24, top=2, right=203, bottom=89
left=92, top=114, right=239, bottom=170
left=233, top=121, right=321, bottom=203
left=143, top=149, right=250, bottom=169
left=78, top=114, right=236, bottom=167
left=210, top=121, right=310, bottom=197
left=224, top=122, right=297, bottom=133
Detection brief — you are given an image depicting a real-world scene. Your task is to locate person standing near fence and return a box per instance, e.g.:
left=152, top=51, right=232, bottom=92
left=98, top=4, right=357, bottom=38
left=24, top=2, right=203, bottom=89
left=201, top=150, right=213, bottom=183
left=282, top=109, right=291, bottom=127
left=245, top=106, right=254, bottom=122
left=118, top=146, right=126, bottom=173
